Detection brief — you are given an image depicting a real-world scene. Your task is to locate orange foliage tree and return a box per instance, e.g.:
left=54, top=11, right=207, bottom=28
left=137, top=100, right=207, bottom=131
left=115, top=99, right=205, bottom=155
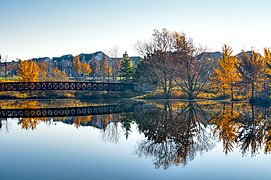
left=212, top=45, right=240, bottom=100
left=72, top=55, right=81, bottom=77
left=51, top=67, right=68, bottom=81
left=17, top=60, right=39, bottom=82
left=81, top=62, right=92, bottom=80
left=100, top=54, right=112, bottom=81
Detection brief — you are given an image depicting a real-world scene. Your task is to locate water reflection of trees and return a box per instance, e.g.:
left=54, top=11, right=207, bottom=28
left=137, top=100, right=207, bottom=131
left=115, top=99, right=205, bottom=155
left=132, top=101, right=271, bottom=168
left=0, top=118, right=9, bottom=132
left=210, top=104, right=242, bottom=154
left=5, top=99, right=271, bottom=168
left=102, top=121, right=121, bottom=144
left=211, top=103, right=271, bottom=156
left=134, top=102, right=214, bottom=169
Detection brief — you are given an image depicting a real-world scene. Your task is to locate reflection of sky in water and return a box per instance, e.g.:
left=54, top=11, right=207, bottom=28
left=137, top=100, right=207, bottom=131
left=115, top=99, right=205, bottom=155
left=1, top=118, right=271, bottom=180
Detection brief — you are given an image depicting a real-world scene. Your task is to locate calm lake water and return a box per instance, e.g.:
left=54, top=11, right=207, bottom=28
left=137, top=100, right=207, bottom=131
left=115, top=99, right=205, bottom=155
left=1, top=99, right=271, bottom=180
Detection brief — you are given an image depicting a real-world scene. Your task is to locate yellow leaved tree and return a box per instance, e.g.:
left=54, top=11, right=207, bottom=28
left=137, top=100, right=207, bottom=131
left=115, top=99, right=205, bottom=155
left=264, top=48, right=271, bottom=98
left=17, top=60, right=39, bottom=82
left=81, top=62, right=92, bottom=80
left=212, top=45, right=240, bottom=100
left=265, top=48, right=271, bottom=75
left=100, top=53, right=112, bottom=81
left=72, top=55, right=81, bottom=77
left=52, top=67, right=68, bottom=81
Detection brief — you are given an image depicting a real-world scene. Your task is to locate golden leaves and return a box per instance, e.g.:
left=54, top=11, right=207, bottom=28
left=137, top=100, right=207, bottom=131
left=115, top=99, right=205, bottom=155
left=72, top=55, right=81, bottom=75
left=212, top=44, right=240, bottom=98
left=17, top=60, right=39, bottom=82
left=81, top=62, right=92, bottom=76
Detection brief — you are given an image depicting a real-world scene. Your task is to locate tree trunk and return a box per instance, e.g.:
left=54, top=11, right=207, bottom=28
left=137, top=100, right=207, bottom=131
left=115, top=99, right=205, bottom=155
left=231, top=86, right=234, bottom=101
left=251, top=82, right=255, bottom=100
left=164, top=89, right=170, bottom=99
left=188, top=91, right=194, bottom=100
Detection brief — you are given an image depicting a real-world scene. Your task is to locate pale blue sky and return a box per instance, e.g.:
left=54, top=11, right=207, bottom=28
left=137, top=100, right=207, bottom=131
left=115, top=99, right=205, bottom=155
left=0, top=0, right=271, bottom=61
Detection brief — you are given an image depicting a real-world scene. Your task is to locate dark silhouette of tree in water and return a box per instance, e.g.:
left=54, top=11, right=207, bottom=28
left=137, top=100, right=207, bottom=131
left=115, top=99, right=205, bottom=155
left=134, top=101, right=214, bottom=169
left=121, top=113, right=135, bottom=139
left=236, top=104, right=266, bottom=155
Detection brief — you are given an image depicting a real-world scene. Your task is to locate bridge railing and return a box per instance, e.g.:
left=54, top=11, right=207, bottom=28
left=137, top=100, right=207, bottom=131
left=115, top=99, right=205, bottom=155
left=0, top=103, right=153, bottom=118
left=0, top=81, right=139, bottom=92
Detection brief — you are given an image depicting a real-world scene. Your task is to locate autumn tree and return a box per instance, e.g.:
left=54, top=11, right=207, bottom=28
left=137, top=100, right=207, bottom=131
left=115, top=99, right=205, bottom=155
left=136, top=29, right=175, bottom=98
left=212, top=45, right=240, bottom=100
left=119, top=52, right=134, bottom=82
left=51, top=67, right=68, bottom=81
left=265, top=48, right=271, bottom=75
left=238, top=50, right=264, bottom=100
left=81, top=61, right=92, bottom=80
left=89, top=56, right=99, bottom=80
left=173, top=32, right=212, bottom=100
left=72, top=55, right=81, bottom=78
left=38, top=61, right=48, bottom=81
left=264, top=48, right=271, bottom=98
left=17, top=60, right=39, bottom=82
left=100, top=53, right=112, bottom=81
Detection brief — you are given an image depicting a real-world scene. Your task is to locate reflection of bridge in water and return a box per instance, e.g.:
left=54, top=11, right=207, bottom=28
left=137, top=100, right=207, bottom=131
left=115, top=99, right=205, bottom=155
left=0, top=81, right=138, bottom=92
left=0, top=103, right=150, bottom=118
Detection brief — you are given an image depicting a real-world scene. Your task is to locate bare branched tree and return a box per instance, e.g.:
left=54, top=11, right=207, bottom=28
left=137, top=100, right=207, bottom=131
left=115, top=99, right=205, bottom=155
left=108, top=46, right=120, bottom=82
left=135, top=29, right=212, bottom=99
left=173, top=35, right=212, bottom=100
left=135, top=29, right=176, bottom=98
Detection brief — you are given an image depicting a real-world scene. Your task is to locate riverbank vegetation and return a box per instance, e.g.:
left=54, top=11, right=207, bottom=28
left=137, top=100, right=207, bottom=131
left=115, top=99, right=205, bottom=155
left=1, top=28, right=271, bottom=103
left=135, top=29, right=271, bottom=103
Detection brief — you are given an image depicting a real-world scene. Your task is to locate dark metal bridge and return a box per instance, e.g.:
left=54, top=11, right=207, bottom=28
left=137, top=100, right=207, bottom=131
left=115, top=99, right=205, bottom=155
left=0, top=103, right=148, bottom=118
left=0, top=81, right=138, bottom=92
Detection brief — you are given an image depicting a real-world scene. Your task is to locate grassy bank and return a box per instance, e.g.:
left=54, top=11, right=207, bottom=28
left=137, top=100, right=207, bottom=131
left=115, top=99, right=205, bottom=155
left=138, top=88, right=247, bottom=101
